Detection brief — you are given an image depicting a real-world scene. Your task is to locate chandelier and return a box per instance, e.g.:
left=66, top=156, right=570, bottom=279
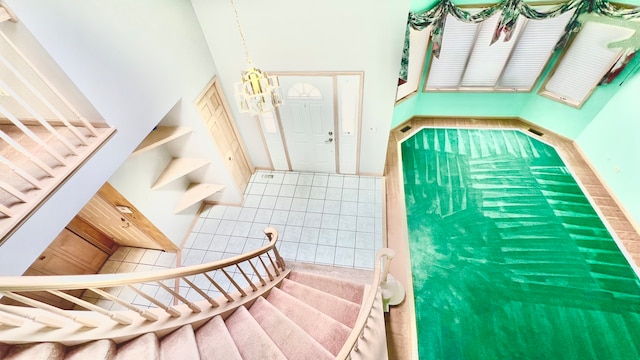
left=231, top=0, right=283, bottom=115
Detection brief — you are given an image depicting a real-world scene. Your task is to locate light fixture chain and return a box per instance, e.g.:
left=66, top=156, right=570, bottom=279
left=231, top=0, right=252, bottom=64
left=230, top=0, right=283, bottom=114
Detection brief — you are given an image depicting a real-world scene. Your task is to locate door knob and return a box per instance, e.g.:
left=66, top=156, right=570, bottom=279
left=328, top=131, right=333, bottom=136
left=325, top=138, right=333, bottom=144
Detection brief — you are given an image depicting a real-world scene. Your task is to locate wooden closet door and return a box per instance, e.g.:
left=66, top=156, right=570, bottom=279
left=9, top=227, right=111, bottom=310
left=197, top=78, right=252, bottom=193
left=31, top=229, right=109, bottom=275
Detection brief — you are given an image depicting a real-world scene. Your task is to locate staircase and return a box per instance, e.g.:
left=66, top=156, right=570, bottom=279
left=0, top=270, right=386, bottom=359
left=0, top=122, right=114, bottom=241
left=0, top=19, right=115, bottom=242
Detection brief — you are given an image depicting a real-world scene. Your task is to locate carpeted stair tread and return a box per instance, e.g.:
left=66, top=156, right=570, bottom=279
left=266, top=287, right=352, bottom=356
left=195, top=316, right=242, bottom=360
left=65, top=339, right=116, bottom=360
left=225, top=306, right=286, bottom=360
left=114, top=333, right=159, bottom=360
left=160, top=324, right=200, bottom=360
left=3, top=342, right=65, bottom=360
left=287, top=271, right=366, bottom=304
left=249, top=297, right=334, bottom=360
left=0, top=343, right=9, bottom=358
left=279, top=278, right=360, bottom=327
left=0, top=269, right=377, bottom=359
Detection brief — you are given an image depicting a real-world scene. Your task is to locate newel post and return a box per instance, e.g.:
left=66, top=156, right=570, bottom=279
left=378, top=249, right=405, bottom=312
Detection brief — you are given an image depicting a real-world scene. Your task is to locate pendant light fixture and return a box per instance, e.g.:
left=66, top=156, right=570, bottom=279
left=230, top=0, right=283, bottom=115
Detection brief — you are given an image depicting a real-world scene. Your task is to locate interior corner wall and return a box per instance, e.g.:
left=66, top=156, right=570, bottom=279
left=191, top=0, right=411, bottom=176
left=157, top=99, right=245, bottom=206
left=516, top=51, right=637, bottom=140
left=518, top=92, right=612, bottom=140
left=396, top=0, right=640, bottom=231
left=401, top=0, right=640, bottom=140
left=576, top=72, right=640, bottom=228
left=392, top=95, right=419, bottom=129
left=0, top=0, right=218, bottom=275
left=108, top=145, right=198, bottom=246
left=412, top=91, right=529, bottom=121
left=108, top=97, right=246, bottom=247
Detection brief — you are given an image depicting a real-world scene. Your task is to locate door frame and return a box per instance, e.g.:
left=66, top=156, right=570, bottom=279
left=195, top=76, right=255, bottom=192
left=277, top=74, right=338, bottom=173
left=268, top=71, right=364, bottom=174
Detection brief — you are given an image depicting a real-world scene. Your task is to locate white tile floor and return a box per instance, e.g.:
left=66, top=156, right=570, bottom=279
left=92, top=170, right=385, bottom=310
left=190, top=171, right=385, bottom=269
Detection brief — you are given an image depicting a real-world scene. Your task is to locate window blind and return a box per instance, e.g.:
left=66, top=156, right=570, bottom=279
left=425, top=14, right=479, bottom=89
left=543, top=21, right=635, bottom=107
left=498, top=10, right=574, bottom=90
left=424, top=8, right=573, bottom=92
left=461, top=14, right=524, bottom=87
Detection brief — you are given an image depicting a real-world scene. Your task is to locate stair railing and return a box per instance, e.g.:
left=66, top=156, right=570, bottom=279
left=336, top=247, right=395, bottom=360
left=0, top=25, right=116, bottom=242
left=0, top=227, right=286, bottom=344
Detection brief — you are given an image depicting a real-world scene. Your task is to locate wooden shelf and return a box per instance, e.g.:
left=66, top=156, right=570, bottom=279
left=131, top=126, right=192, bottom=157
left=174, top=183, right=225, bottom=214
left=151, top=158, right=211, bottom=190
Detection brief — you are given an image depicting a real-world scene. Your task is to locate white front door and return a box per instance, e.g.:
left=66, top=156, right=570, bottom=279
left=278, top=76, right=336, bottom=173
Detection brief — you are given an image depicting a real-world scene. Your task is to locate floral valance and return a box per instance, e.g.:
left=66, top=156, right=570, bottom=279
left=399, top=0, right=640, bottom=83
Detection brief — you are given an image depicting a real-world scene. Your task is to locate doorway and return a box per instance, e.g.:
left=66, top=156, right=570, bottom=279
left=196, top=77, right=253, bottom=193
left=260, top=73, right=362, bottom=175
left=278, top=76, right=336, bottom=173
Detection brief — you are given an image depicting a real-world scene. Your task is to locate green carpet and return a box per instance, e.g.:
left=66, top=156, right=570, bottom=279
left=401, top=128, right=640, bottom=359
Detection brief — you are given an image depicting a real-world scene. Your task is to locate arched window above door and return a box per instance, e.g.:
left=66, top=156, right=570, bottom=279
left=286, top=82, right=323, bottom=99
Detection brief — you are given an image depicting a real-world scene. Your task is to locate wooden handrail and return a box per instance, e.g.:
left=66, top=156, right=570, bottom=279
left=0, top=227, right=394, bottom=360
left=0, top=25, right=117, bottom=243
left=0, top=228, right=281, bottom=292
left=0, top=227, right=286, bottom=344
left=0, top=227, right=391, bottom=357
left=336, top=248, right=395, bottom=359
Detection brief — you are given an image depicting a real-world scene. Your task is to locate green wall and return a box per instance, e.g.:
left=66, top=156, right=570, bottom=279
left=392, top=41, right=532, bottom=128
left=395, top=0, right=640, bottom=140
left=391, top=40, right=636, bottom=139
left=519, top=54, right=640, bottom=139
left=395, top=0, right=640, bottom=227
left=576, top=68, right=640, bottom=227
left=393, top=95, right=419, bottom=129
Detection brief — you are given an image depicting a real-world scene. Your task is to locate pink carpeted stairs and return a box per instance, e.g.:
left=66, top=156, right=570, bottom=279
left=0, top=271, right=368, bottom=360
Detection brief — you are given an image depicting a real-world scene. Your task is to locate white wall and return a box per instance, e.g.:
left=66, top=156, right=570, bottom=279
left=191, top=0, right=411, bottom=175
left=337, top=74, right=361, bottom=174
left=0, top=20, right=105, bottom=123
left=150, top=98, right=244, bottom=205
left=576, top=72, right=640, bottom=228
left=0, top=0, right=219, bottom=275
left=0, top=0, right=413, bottom=274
